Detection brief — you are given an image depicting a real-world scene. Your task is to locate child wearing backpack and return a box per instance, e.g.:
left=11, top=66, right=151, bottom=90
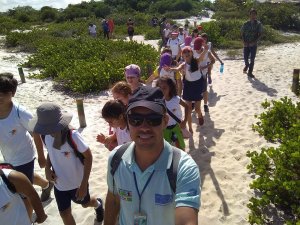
left=0, top=73, right=53, bottom=216
left=0, top=166, right=47, bottom=224
left=28, top=102, right=104, bottom=225
left=96, top=100, right=131, bottom=151
left=157, top=77, right=189, bottom=150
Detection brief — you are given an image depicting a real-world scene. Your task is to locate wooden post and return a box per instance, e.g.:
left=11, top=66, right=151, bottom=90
left=76, top=99, right=87, bottom=128
left=292, top=69, right=300, bottom=95
left=18, top=67, right=26, bottom=83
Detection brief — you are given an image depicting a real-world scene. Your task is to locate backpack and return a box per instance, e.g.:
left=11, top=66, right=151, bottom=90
left=41, top=129, right=85, bottom=165
left=110, top=142, right=181, bottom=193
left=0, top=163, right=16, bottom=193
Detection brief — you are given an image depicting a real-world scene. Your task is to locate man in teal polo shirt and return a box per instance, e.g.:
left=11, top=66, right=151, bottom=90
left=104, top=86, right=200, bottom=225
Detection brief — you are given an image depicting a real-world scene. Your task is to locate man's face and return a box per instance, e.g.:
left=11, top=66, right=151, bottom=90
left=250, top=12, right=257, bottom=21
left=127, top=106, right=168, bottom=150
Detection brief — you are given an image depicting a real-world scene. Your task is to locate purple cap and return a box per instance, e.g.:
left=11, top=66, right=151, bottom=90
left=160, top=53, right=172, bottom=67
left=125, top=64, right=141, bottom=78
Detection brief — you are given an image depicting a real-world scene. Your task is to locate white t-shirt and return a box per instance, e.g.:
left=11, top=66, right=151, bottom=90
left=44, top=130, right=88, bottom=191
left=184, top=63, right=203, bottom=81
left=193, top=49, right=210, bottom=75
left=160, top=68, right=176, bottom=83
left=165, top=96, right=182, bottom=126
left=167, top=38, right=180, bottom=57
left=163, top=28, right=171, bottom=38
left=88, top=24, right=97, bottom=34
left=114, top=127, right=131, bottom=146
left=0, top=103, right=35, bottom=166
left=0, top=169, right=31, bottom=225
left=178, top=33, right=185, bottom=45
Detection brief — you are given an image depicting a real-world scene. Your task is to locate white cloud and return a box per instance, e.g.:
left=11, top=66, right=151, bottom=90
left=0, top=0, right=85, bottom=12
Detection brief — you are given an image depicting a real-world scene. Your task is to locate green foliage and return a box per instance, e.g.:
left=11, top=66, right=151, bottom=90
left=247, top=97, right=300, bottom=224
left=11, top=27, right=159, bottom=93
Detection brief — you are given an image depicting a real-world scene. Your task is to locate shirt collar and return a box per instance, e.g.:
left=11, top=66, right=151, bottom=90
left=122, top=140, right=173, bottom=171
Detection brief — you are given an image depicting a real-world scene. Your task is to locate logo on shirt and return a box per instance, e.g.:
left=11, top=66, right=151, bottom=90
left=155, top=194, right=173, bottom=205
left=119, top=188, right=132, bottom=202
left=9, top=129, right=17, bottom=136
left=62, top=151, right=71, bottom=158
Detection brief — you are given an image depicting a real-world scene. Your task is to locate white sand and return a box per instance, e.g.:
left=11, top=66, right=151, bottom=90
left=1, top=38, right=300, bottom=224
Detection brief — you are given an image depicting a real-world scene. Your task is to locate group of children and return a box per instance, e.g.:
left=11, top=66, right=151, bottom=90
left=96, top=23, right=224, bottom=153
left=0, top=22, right=224, bottom=225
left=0, top=73, right=104, bottom=225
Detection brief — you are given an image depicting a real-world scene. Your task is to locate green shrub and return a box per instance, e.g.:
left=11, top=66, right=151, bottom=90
left=22, top=36, right=158, bottom=93
left=247, top=97, right=300, bottom=225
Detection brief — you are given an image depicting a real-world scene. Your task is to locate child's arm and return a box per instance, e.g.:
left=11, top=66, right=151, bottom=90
left=211, top=47, right=223, bottom=64
left=76, top=148, right=92, bottom=201
left=175, top=72, right=182, bottom=96
left=165, top=62, right=185, bottom=73
left=9, top=170, right=47, bottom=223
left=179, top=98, right=189, bottom=128
left=176, top=45, right=182, bottom=61
left=97, top=133, right=117, bottom=149
left=145, top=67, right=159, bottom=85
left=33, top=133, right=46, bottom=168
left=45, top=154, right=56, bottom=183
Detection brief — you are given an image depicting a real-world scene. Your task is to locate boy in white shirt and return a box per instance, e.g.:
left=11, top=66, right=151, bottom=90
left=29, top=103, right=104, bottom=225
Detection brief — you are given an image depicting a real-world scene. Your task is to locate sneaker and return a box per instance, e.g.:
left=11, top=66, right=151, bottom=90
left=40, top=182, right=54, bottom=202
left=204, top=105, right=209, bottom=112
left=243, top=66, right=248, bottom=74
left=247, top=73, right=255, bottom=78
left=95, top=198, right=104, bottom=223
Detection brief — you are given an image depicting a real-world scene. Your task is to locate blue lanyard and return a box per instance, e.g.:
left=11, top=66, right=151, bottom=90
left=133, top=170, right=155, bottom=213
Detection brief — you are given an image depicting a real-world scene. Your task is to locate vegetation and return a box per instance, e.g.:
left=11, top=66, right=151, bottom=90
left=247, top=98, right=300, bottom=224
left=0, top=0, right=300, bottom=93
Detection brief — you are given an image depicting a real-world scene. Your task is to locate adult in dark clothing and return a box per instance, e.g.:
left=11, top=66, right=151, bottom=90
left=241, top=8, right=263, bottom=78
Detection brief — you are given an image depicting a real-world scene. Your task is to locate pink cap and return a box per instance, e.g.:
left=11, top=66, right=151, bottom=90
left=193, top=37, right=204, bottom=51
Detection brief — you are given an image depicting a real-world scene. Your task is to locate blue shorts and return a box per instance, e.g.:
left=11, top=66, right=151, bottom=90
left=54, top=186, right=91, bottom=212
left=14, top=159, right=34, bottom=183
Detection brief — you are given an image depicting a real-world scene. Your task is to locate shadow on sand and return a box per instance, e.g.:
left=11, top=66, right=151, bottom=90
left=248, top=76, right=277, bottom=97
left=189, top=112, right=229, bottom=216
left=207, top=86, right=227, bottom=107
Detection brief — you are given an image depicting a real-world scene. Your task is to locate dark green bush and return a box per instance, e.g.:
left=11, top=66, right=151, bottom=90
left=21, top=35, right=158, bottom=93
left=247, top=97, right=300, bottom=224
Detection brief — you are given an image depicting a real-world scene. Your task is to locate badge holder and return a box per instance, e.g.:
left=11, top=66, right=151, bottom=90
left=134, top=212, right=147, bottom=225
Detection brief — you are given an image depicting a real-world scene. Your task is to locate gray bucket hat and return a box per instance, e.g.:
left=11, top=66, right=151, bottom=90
left=29, top=103, right=73, bottom=135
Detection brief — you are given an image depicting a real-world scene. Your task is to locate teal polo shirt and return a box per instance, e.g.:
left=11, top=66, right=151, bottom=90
left=107, top=140, right=201, bottom=225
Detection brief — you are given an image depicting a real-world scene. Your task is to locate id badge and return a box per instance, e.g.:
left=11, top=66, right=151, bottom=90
left=134, top=212, right=147, bottom=225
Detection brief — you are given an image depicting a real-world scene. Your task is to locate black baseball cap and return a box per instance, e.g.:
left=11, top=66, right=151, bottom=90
left=126, top=86, right=166, bottom=115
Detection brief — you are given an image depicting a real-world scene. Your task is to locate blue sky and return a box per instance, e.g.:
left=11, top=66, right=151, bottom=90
left=0, top=0, right=92, bottom=12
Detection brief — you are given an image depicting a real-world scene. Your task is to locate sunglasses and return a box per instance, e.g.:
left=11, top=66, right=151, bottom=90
left=127, top=113, right=163, bottom=127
